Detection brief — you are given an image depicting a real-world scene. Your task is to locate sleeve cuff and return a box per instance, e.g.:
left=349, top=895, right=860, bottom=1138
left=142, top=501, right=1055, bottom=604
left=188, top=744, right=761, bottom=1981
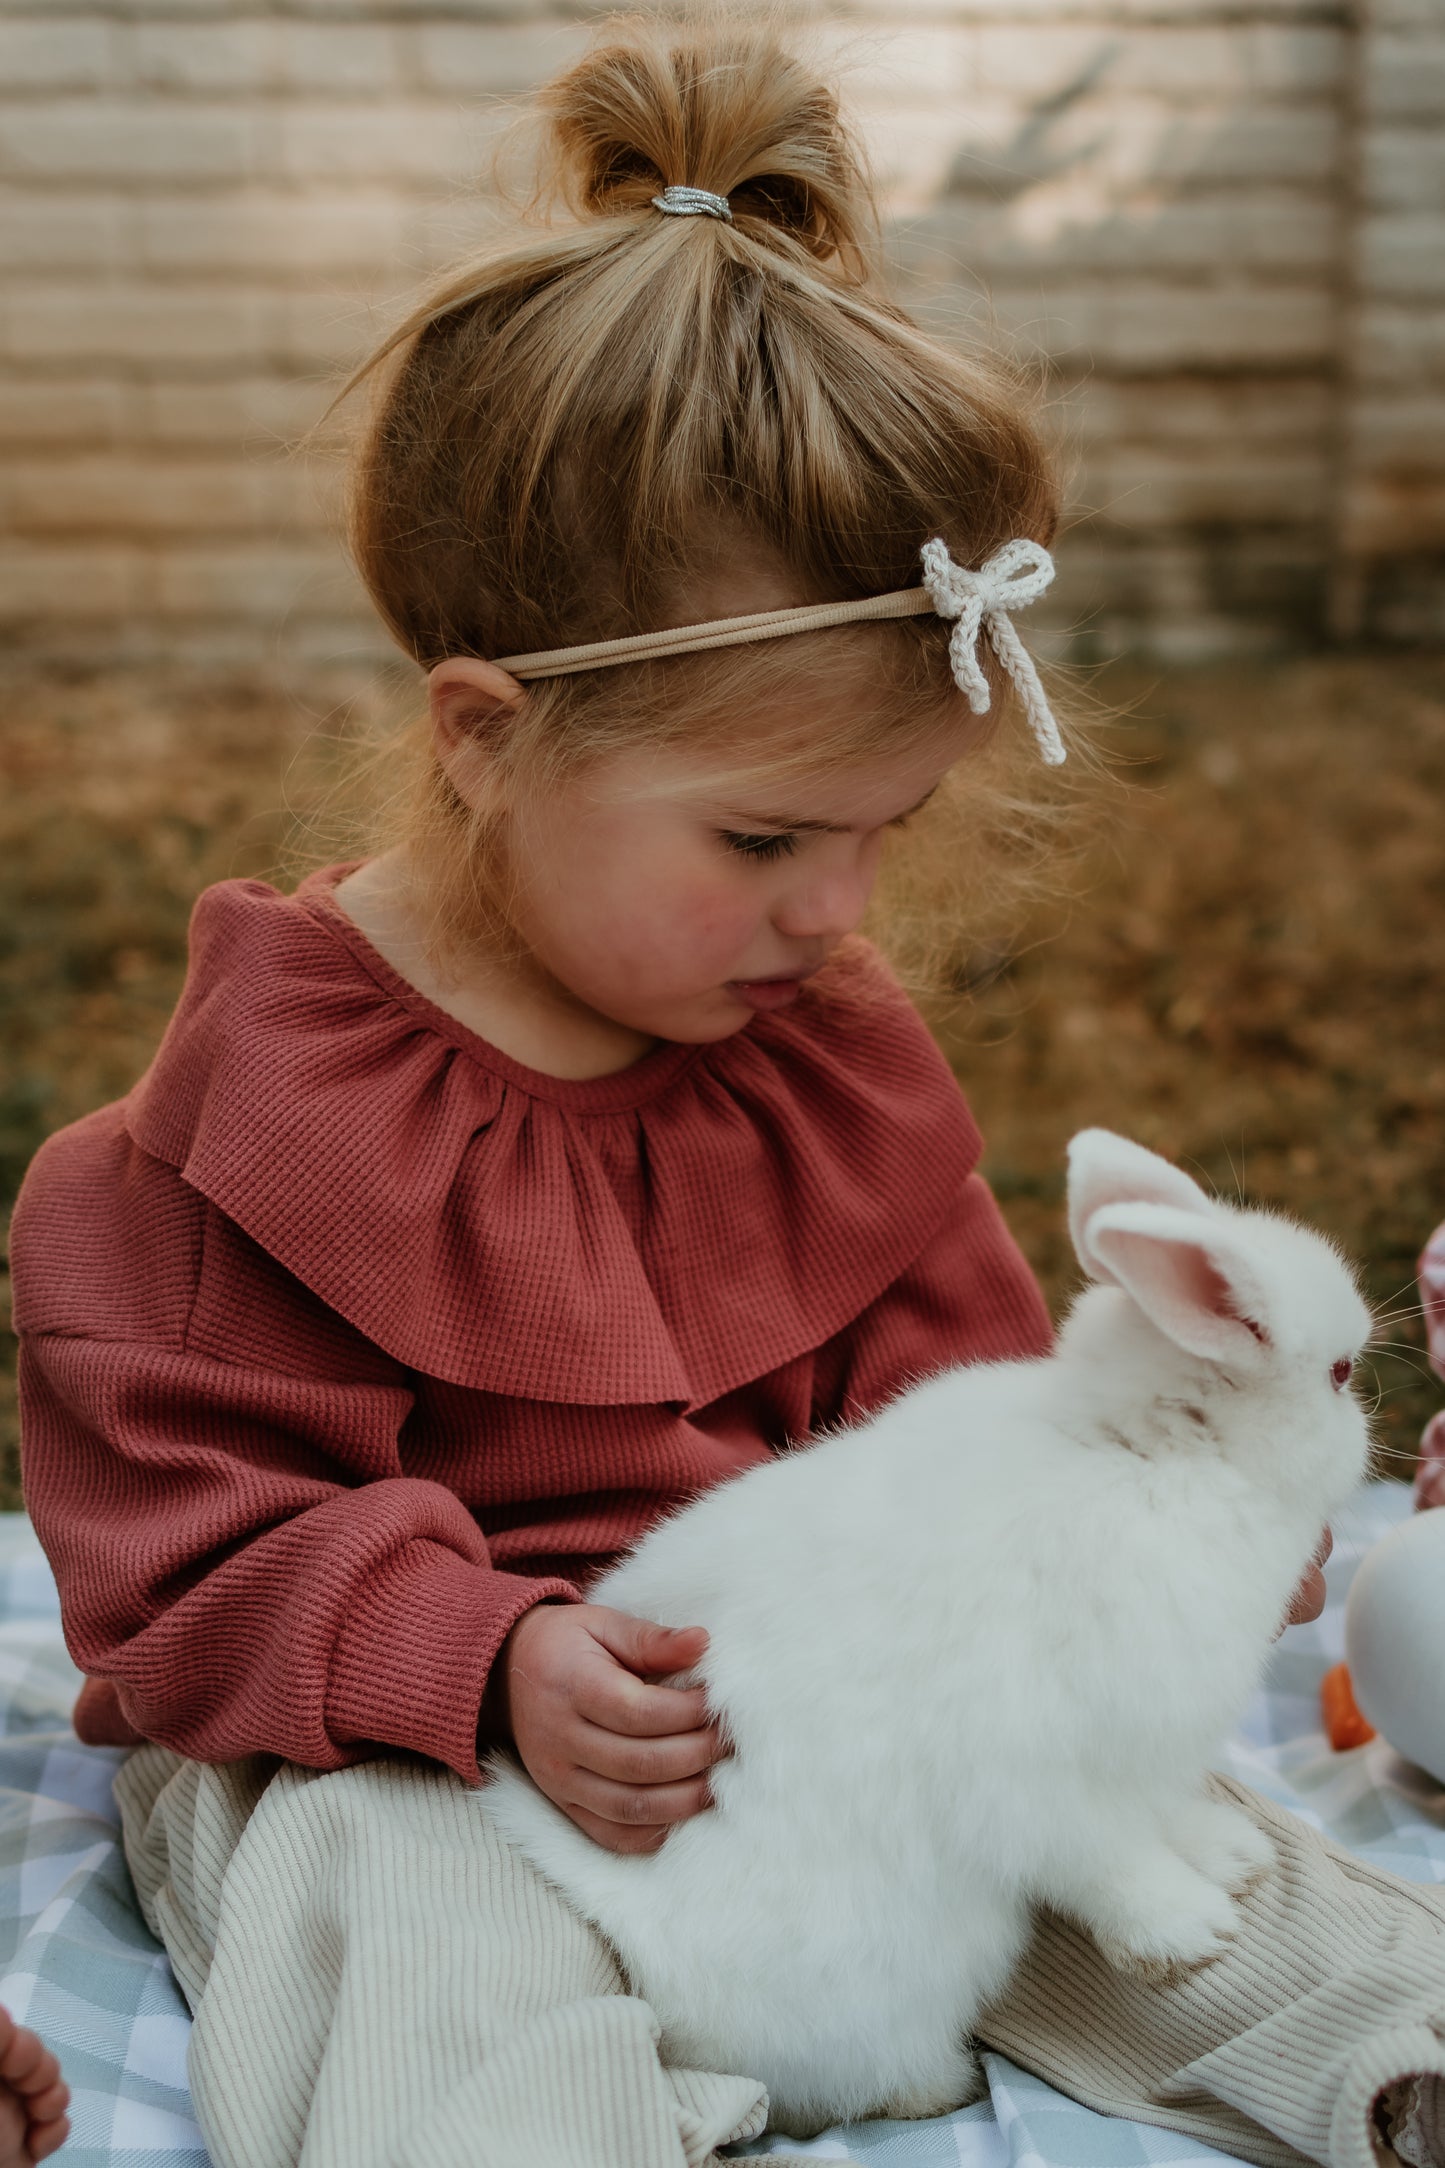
left=324, top=1538, right=580, bottom=1782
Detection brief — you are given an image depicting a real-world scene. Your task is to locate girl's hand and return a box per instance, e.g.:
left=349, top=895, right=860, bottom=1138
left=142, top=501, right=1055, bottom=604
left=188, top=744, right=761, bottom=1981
left=483, top=1603, right=728, bottom=1854
left=1275, top=1526, right=1333, bottom=1637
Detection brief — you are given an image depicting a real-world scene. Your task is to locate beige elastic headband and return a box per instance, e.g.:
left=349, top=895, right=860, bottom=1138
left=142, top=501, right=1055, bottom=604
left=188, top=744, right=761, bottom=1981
left=494, top=536, right=1067, bottom=765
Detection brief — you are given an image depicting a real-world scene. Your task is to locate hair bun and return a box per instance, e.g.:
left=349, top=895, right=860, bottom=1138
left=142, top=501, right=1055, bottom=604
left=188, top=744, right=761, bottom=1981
left=539, top=16, right=876, bottom=270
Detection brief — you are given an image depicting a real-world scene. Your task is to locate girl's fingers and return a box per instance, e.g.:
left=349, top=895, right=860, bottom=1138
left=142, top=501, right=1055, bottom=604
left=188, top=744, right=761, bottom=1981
left=569, top=1714, right=726, bottom=1787
left=1284, top=1562, right=1327, bottom=1627
left=574, top=1663, right=713, bottom=1739
left=1298, top=1563, right=1326, bottom=1615
left=0, top=2023, right=58, bottom=2094
left=0, top=2007, right=71, bottom=2164
left=565, top=1805, right=671, bottom=1856
left=565, top=1770, right=713, bottom=1834
left=30, top=2115, right=71, bottom=2161
left=586, top=1610, right=709, bottom=1679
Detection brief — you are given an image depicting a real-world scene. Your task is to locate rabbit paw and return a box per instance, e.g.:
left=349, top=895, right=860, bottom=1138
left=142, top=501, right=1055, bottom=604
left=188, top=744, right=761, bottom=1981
left=1077, top=1851, right=1242, bottom=1983
left=1166, top=1799, right=1275, bottom=1896
left=1097, top=1891, right=1240, bottom=1983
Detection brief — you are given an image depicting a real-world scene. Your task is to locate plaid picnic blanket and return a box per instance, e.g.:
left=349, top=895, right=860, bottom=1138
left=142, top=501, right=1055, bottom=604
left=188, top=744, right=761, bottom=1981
left=0, top=1484, right=1439, bottom=2168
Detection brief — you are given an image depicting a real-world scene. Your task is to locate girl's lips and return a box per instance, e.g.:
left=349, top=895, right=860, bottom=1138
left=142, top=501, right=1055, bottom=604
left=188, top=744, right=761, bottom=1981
left=726, top=973, right=814, bottom=1013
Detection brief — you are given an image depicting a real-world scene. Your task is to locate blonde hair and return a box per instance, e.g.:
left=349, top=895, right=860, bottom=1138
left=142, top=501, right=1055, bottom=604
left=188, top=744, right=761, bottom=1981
left=314, top=7, right=1080, bottom=988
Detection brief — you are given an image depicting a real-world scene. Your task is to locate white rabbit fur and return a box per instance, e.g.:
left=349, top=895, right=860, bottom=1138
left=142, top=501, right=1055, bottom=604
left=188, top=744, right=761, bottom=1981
left=481, top=1130, right=1373, bottom=2134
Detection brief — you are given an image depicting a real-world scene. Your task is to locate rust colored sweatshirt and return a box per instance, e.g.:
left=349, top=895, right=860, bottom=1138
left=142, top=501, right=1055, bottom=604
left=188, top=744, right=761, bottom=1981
left=9, top=861, right=1053, bottom=1786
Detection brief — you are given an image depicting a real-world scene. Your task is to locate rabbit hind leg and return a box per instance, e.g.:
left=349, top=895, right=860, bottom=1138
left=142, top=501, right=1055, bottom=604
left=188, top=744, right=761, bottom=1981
left=873, top=2043, right=985, bottom=2122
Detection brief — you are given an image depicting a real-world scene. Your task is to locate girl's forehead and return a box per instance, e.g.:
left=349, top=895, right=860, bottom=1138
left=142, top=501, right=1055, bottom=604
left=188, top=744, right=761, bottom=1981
left=596, top=719, right=968, bottom=823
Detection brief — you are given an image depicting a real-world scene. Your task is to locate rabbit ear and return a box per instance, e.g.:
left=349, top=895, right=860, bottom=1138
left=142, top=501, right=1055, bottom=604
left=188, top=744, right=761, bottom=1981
left=1082, top=1200, right=1273, bottom=1364
left=1067, top=1130, right=1217, bottom=1282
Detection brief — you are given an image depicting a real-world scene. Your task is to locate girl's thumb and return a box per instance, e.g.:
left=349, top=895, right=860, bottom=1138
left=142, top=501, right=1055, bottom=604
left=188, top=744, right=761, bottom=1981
left=598, top=1612, right=708, bottom=1675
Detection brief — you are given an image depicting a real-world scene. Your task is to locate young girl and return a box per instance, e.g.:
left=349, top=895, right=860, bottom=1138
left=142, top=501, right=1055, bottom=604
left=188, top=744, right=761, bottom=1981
left=8, top=19, right=1445, bottom=2168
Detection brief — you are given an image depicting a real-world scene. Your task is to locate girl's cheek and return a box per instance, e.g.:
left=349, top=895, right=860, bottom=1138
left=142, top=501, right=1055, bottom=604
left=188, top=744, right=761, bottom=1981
left=671, top=873, right=761, bottom=954
left=621, top=873, right=758, bottom=977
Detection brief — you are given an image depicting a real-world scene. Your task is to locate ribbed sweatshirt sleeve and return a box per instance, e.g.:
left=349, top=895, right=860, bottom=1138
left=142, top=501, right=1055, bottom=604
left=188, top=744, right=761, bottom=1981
left=10, top=1111, right=579, bottom=1783
left=19, top=1335, right=576, bottom=1780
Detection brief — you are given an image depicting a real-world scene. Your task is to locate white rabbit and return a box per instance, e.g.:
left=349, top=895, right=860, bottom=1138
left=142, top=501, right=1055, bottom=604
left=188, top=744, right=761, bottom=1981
left=482, top=1130, right=1373, bottom=2133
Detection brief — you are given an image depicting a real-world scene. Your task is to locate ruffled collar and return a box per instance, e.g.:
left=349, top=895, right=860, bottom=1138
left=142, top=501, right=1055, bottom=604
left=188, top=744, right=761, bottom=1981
left=124, top=862, right=983, bottom=1410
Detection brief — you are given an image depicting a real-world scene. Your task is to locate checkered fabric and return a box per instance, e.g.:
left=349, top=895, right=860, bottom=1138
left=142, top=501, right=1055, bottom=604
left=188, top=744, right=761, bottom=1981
left=0, top=1486, right=1438, bottom=2168
left=0, top=1519, right=205, bottom=2166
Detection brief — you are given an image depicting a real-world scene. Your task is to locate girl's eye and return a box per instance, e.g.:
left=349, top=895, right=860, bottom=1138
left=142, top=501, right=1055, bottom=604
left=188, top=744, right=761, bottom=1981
left=1331, top=1357, right=1354, bottom=1392
left=719, top=831, right=799, bottom=862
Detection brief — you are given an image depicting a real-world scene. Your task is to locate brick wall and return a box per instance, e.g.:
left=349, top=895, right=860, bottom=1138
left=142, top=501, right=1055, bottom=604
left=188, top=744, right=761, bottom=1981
left=1333, top=0, right=1445, bottom=641
left=0, top=0, right=1440, bottom=668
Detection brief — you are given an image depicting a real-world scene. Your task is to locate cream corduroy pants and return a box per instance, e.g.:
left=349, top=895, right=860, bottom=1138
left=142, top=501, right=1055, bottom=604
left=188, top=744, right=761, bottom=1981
left=113, top=1748, right=1445, bottom=2168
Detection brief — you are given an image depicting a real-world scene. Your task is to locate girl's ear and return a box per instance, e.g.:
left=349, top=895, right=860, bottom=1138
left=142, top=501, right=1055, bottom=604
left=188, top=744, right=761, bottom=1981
left=427, top=657, right=526, bottom=812
left=1067, top=1129, right=1217, bottom=1277
left=1082, top=1201, right=1273, bottom=1365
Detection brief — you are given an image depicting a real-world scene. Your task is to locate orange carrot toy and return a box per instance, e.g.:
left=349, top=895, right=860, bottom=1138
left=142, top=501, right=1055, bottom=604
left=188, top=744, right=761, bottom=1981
left=1321, top=1662, right=1376, bottom=1752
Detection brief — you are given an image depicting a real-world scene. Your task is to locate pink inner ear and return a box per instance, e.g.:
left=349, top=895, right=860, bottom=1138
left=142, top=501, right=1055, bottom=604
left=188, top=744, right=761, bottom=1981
left=1084, top=1206, right=1272, bottom=1364
left=1159, top=1244, right=1235, bottom=1322
left=1190, top=1253, right=1267, bottom=1340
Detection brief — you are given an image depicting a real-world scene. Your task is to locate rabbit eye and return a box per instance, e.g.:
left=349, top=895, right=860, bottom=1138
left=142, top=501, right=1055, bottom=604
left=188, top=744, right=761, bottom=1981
left=1331, top=1357, right=1354, bottom=1391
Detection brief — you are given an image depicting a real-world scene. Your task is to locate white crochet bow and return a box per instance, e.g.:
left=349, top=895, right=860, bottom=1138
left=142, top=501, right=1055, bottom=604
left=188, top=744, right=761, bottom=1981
left=919, top=536, right=1065, bottom=766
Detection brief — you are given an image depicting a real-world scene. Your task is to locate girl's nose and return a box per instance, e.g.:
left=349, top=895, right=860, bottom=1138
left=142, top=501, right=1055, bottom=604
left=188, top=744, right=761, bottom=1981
left=772, top=861, right=874, bottom=944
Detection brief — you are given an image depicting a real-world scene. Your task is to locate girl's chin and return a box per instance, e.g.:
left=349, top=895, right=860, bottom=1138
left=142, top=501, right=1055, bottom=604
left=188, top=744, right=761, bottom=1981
left=590, top=978, right=797, bottom=1045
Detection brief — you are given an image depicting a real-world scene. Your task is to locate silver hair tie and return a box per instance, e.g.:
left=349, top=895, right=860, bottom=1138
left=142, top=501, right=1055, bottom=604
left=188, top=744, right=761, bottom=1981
left=651, top=184, right=732, bottom=222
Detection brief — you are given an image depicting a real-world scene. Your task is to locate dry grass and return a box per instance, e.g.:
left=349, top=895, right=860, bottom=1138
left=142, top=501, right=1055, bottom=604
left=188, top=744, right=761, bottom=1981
left=2, top=653, right=1442, bottom=1513
left=928, top=654, right=1445, bottom=1488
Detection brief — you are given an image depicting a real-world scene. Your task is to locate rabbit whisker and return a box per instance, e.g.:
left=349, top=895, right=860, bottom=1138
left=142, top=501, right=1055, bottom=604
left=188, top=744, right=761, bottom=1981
left=1365, top=1287, right=1430, bottom=1321
left=1366, top=1352, right=1435, bottom=1373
